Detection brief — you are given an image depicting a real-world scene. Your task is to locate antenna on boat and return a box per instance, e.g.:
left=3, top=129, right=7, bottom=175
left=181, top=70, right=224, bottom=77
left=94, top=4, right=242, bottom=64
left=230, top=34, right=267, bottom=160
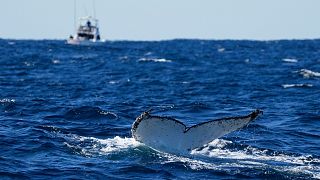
left=74, top=0, right=77, bottom=32
left=93, top=0, right=96, bottom=18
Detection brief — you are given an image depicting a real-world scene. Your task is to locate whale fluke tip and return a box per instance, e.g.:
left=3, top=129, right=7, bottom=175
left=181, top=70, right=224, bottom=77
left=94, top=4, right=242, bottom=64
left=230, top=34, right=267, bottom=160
left=250, top=109, right=263, bottom=120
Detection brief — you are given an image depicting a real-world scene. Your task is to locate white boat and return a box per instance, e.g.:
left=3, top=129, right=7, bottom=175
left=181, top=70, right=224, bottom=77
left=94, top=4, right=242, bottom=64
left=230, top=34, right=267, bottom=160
left=67, top=0, right=104, bottom=45
left=67, top=16, right=104, bottom=45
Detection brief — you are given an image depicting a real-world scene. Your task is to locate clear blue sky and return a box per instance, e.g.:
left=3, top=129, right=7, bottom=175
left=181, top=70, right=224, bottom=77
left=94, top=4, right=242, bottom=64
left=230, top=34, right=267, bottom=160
left=1, top=0, right=320, bottom=40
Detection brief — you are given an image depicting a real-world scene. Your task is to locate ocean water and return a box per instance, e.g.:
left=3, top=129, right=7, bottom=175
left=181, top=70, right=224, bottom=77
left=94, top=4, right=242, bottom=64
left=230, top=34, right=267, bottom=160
left=0, top=39, right=319, bottom=179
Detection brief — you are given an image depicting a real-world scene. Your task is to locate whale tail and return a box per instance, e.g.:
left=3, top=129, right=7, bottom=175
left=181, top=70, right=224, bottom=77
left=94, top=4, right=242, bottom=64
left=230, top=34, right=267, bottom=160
left=132, top=109, right=263, bottom=154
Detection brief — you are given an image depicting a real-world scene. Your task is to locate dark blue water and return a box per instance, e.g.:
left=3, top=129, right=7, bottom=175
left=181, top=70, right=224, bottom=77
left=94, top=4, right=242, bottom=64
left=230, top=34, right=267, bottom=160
left=0, top=39, right=319, bottom=179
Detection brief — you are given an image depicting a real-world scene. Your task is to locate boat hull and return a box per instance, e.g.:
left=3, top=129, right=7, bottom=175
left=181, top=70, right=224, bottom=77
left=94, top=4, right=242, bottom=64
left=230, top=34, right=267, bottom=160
left=66, top=38, right=105, bottom=46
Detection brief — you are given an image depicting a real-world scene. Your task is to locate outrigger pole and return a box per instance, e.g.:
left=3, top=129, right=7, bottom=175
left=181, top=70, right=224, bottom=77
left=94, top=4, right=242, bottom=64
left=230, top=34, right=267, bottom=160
left=74, top=0, right=77, bottom=32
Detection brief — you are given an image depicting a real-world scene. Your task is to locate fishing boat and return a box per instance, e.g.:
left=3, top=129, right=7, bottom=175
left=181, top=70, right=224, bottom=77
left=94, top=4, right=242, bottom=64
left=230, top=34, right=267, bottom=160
left=67, top=0, right=104, bottom=45
left=67, top=16, right=104, bottom=45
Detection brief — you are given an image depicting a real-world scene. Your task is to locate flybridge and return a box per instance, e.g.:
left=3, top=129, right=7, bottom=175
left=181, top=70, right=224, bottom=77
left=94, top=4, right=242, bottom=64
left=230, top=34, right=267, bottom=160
left=67, top=0, right=105, bottom=45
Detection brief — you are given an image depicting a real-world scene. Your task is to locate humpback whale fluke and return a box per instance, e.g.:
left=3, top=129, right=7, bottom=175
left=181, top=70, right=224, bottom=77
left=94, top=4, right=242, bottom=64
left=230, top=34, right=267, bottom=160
left=131, top=109, right=263, bottom=155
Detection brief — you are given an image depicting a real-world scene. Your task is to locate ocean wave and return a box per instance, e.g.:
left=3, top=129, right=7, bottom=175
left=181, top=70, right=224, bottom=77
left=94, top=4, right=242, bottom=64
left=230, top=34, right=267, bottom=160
left=299, top=69, right=320, bottom=78
left=3, top=39, right=319, bottom=179
left=52, top=59, right=60, bottom=64
left=63, top=106, right=118, bottom=120
left=44, top=106, right=118, bottom=121
left=71, top=54, right=99, bottom=60
left=282, top=84, right=313, bottom=88
left=0, top=98, right=15, bottom=103
left=192, top=139, right=319, bottom=165
left=0, top=98, right=16, bottom=111
left=59, top=133, right=142, bottom=157
left=138, top=58, right=172, bottom=63
left=282, top=58, right=298, bottom=63
left=61, top=133, right=320, bottom=178
left=217, top=48, right=225, bottom=52
left=189, top=139, right=320, bottom=178
left=108, top=80, right=118, bottom=84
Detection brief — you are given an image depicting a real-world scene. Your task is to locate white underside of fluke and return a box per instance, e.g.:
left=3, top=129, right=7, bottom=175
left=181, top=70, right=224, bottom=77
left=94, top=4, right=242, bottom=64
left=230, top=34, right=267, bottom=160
left=131, top=110, right=262, bottom=155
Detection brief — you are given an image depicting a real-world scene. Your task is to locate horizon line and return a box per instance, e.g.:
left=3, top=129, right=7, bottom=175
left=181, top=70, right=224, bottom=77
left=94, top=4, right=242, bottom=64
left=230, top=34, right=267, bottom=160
left=1, top=37, right=320, bottom=42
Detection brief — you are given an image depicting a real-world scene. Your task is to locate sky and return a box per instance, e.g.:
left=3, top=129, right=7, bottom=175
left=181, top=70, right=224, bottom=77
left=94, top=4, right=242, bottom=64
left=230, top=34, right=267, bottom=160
left=1, top=0, right=320, bottom=41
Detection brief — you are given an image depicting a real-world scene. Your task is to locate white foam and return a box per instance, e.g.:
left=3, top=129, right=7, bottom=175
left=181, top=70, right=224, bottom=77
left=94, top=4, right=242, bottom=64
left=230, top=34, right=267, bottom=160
left=282, top=84, right=313, bottom=88
left=0, top=98, right=15, bottom=103
left=119, top=56, right=128, bottom=60
left=109, top=80, right=118, bottom=84
left=60, top=132, right=319, bottom=178
left=217, top=48, right=225, bottom=52
left=192, top=139, right=319, bottom=165
left=163, top=151, right=320, bottom=178
left=138, top=58, right=172, bottom=63
left=98, top=111, right=118, bottom=118
left=52, top=60, right=60, bottom=64
left=282, top=58, right=298, bottom=63
left=300, top=69, right=320, bottom=78
left=163, top=153, right=218, bottom=170
left=63, top=134, right=141, bottom=156
left=189, top=139, right=320, bottom=178
left=23, top=61, right=33, bottom=67
left=99, top=136, right=141, bottom=153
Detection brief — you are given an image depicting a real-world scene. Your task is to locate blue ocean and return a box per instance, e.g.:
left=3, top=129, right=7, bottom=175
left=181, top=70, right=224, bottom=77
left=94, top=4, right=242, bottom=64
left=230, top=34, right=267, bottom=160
left=0, top=39, right=319, bottom=179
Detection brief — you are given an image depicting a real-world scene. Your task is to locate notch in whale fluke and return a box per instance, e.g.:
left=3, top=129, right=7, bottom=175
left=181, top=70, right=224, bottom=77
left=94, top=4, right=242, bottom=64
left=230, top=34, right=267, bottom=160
left=131, top=109, right=263, bottom=155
